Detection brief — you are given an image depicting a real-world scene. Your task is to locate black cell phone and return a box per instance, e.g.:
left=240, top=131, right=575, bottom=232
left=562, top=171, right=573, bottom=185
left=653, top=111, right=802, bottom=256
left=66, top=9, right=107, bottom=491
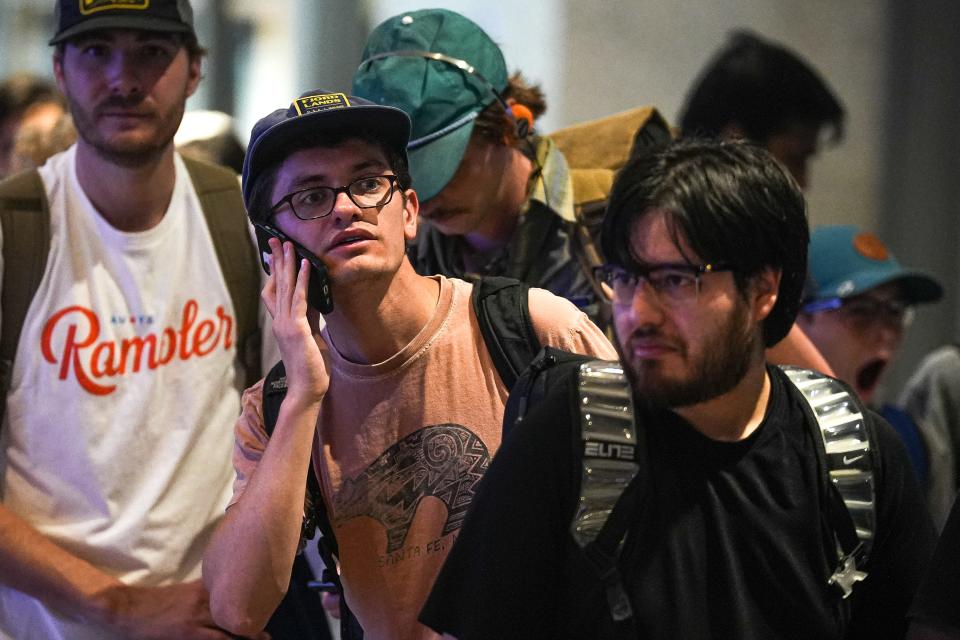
left=253, top=222, right=334, bottom=314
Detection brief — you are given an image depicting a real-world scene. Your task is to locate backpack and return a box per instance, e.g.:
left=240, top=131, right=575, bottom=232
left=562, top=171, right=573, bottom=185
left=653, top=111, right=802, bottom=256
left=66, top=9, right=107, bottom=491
left=260, top=276, right=542, bottom=638
left=504, top=354, right=877, bottom=638
left=0, top=157, right=263, bottom=421
left=549, top=106, right=673, bottom=325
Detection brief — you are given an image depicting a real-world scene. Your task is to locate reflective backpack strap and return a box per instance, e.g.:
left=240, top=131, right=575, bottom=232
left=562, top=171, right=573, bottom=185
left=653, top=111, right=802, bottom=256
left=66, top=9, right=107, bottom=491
left=183, top=156, right=262, bottom=386
left=779, top=366, right=875, bottom=599
left=0, top=170, right=50, bottom=425
left=471, top=276, right=541, bottom=391
left=570, top=359, right=641, bottom=630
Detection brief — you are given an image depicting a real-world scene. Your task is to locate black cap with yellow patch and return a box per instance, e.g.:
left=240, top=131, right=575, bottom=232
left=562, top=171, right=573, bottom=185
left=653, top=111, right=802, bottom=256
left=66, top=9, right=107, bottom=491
left=241, top=90, right=411, bottom=209
left=50, top=0, right=195, bottom=45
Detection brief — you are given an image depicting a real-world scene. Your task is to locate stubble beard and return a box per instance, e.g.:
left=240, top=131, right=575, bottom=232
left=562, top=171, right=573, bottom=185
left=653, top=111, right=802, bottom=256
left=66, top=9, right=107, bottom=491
left=622, top=299, right=758, bottom=411
left=67, top=92, right=184, bottom=168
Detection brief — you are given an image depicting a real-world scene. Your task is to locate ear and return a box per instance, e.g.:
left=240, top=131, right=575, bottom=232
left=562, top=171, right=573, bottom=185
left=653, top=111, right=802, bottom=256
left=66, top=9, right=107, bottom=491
left=401, top=188, right=420, bottom=242
left=750, top=267, right=781, bottom=323
left=184, top=53, right=202, bottom=98
left=52, top=50, right=67, bottom=94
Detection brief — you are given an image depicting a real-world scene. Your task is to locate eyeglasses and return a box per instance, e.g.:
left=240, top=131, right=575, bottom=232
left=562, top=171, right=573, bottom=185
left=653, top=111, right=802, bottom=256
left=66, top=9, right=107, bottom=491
left=271, top=175, right=399, bottom=220
left=592, top=262, right=734, bottom=306
left=803, top=295, right=915, bottom=331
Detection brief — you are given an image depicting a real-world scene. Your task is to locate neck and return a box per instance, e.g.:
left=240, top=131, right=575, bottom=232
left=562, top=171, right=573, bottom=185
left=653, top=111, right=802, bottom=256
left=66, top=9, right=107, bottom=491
left=673, top=357, right=772, bottom=442
left=461, top=147, right=535, bottom=253
left=322, top=261, right=441, bottom=364
left=73, top=141, right=177, bottom=232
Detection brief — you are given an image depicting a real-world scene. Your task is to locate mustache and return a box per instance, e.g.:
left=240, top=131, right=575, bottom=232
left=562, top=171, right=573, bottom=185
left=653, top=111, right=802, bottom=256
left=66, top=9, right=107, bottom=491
left=621, top=325, right=683, bottom=352
left=95, top=94, right=147, bottom=114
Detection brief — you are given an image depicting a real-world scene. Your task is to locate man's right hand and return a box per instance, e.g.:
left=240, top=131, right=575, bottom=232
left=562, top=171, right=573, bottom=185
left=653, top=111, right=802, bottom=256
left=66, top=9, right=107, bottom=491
left=102, top=579, right=268, bottom=640
left=261, top=237, right=330, bottom=403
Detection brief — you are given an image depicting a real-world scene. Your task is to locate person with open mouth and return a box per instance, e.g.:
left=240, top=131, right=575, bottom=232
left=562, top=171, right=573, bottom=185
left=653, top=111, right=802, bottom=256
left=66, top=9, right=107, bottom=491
left=797, top=224, right=943, bottom=486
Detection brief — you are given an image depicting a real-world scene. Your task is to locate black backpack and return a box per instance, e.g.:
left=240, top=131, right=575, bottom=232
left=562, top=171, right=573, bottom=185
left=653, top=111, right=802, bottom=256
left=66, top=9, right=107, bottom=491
left=260, top=276, right=542, bottom=639
left=505, top=354, right=878, bottom=638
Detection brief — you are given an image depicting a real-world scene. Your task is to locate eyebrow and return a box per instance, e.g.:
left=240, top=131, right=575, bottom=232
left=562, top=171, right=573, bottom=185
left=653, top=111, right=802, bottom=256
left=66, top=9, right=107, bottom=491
left=289, top=159, right=389, bottom=189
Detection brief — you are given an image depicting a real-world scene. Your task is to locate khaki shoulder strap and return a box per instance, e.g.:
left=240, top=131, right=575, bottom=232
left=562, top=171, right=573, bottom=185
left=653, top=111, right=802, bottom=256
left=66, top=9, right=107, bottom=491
left=549, top=108, right=673, bottom=331
left=182, top=156, right=262, bottom=386
left=0, top=169, right=51, bottom=411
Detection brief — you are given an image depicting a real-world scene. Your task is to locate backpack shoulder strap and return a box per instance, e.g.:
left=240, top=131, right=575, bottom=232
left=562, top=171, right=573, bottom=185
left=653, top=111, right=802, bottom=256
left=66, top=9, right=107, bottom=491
left=261, top=359, right=362, bottom=634
left=261, top=360, right=326, bottom=551
left=779, top=365, right=875, bottom=599
left=568, top=358, right=642, bottom=636
left=183, top=156, right=262, bottom=386
left=0, top=169, right=51, bottom=417
left=262, top=360, right=288, bottom=437
left=471, top=276, right=541, bottom=390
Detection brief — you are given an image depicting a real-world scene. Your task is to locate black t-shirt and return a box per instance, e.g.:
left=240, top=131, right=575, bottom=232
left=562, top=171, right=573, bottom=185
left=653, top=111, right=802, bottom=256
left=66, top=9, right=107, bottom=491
left=420, top=366, right=935, bottom=640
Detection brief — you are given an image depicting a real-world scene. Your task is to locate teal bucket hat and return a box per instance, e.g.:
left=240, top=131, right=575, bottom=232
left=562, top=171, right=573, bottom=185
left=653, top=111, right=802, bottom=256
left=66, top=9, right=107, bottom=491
left=804, top=224, right=942, bottom=305
left=352, top=9, right=508, bottom=201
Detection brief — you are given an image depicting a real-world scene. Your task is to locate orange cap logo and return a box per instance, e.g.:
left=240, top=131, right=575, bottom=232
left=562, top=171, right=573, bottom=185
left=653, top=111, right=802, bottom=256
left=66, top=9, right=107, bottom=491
left=852, top=232, right=889, bottom=261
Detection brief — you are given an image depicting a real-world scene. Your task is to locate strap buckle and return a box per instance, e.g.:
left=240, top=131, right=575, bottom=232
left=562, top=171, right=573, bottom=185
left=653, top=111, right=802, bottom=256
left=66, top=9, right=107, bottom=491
left=829, top=543, right=868, bottom=599
left=584, top=543, right=634, bottom=622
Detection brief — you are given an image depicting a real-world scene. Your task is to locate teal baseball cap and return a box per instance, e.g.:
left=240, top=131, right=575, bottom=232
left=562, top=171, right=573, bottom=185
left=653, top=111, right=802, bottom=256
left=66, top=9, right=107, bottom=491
left=804, top=224, right=942, bottom=305
left=352, top=9, right=508, bottom=201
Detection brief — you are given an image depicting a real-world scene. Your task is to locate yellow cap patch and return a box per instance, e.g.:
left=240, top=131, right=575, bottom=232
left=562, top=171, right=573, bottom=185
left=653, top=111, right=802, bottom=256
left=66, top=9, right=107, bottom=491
left=81, top=0, right=150, bottom=14
left=292, top=93, right=351, bottom=116
left=853, top=232, right=889, bottom=262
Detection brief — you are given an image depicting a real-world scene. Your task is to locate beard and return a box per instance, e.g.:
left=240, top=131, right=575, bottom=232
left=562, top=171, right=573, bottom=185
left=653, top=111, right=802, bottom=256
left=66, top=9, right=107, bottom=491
left=618, top=297, right=759, bottom=410
left=66, top=92, right=184, bottom=168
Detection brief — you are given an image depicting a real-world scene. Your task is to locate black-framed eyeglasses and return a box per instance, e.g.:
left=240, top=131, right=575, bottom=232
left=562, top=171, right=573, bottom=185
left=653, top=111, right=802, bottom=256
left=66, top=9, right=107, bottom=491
left=271, top=175, right=399, bottom=220
left=802, top=295, right=915, bottom=331
left=592, top=262, right=734, bottom=306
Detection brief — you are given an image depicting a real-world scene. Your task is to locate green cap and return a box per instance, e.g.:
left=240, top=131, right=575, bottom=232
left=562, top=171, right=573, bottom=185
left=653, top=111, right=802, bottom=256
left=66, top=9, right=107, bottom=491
left=352, top=9, right=508, bottom=201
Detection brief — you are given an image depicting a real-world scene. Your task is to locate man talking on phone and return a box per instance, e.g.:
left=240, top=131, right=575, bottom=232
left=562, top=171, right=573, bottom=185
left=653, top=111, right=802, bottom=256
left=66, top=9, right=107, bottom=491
left=202, top=90, right=616, bottom=640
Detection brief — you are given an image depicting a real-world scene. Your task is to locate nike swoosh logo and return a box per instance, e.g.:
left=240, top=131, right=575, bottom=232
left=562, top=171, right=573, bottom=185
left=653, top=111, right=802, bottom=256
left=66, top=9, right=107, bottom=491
left=843, top=454, right=865, bottom=465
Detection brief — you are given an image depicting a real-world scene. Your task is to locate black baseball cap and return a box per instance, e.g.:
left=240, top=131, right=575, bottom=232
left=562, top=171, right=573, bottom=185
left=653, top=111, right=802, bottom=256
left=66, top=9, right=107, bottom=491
left=50, top=0, right=195, bottom=45
left=241, top=90, right=411, bottom=209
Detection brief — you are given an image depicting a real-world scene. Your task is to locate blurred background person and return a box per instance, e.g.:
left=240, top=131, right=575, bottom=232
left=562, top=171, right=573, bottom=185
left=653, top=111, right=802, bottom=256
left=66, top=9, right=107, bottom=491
left=8, top=109, right=75, bottom=173
left=678, top=30, right=845, bottom=190
left=798, top=224, right=943, bottom=486
left=0, top=72, right=66, bottom=178
left=175, top=109, right=245, bottom=174
left=900, top=330, right=960, bottom=530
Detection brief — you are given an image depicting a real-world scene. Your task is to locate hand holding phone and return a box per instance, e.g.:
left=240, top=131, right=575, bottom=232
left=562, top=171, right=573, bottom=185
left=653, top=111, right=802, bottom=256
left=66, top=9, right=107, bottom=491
left=254, top=222, right=334, bottom=314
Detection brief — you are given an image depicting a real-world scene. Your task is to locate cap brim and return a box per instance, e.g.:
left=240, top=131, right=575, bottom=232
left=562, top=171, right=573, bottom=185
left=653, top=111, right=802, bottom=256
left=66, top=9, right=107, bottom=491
left=244, top=104, right=410, bottom=204
left=407, top=118, right=476, bottom=202
left=50, top=17, right=192, bottom=45
left=877, top=271, right=943, bottom=305
left=826, top=269, right=944, bottom=305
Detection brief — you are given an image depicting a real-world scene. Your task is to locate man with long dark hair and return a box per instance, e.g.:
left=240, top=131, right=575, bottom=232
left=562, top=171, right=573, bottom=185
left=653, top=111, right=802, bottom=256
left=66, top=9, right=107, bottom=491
left=422, top=139, right=933, bottom=640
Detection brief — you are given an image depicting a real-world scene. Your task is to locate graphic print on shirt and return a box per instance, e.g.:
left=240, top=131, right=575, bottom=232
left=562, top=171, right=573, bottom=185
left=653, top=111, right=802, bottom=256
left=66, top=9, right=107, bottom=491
left=333, top=424, right=490, bottom=553
left=39, top=299, right=235, bottom=396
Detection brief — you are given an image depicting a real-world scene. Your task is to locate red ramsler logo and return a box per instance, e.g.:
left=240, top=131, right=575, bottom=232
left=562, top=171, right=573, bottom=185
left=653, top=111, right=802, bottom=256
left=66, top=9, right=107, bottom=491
left=41, top=299, right=234, bottom=396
